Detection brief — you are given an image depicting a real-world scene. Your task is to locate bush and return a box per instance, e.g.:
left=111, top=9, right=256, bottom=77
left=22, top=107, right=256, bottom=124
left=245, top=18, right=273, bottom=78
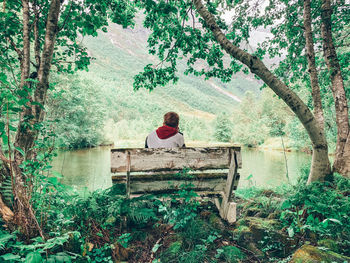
left=214, top=113, right=233, bottom=142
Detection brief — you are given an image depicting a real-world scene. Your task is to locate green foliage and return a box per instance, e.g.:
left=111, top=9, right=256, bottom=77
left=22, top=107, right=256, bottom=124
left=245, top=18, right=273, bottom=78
left=159, top=182, right=200, bottom=230
left=157, top=218, right=224, bottom=263
left=287, top=117, right=311, bottom=150
left=230, top=91, right=270, bottom=146
left=116, top=233, right=131, bottom=249
left=215, top=246, right=246, bottom=263
left=280, top=173, right=350, bottom=255
left=86, top=244, right=113, bottom=263
left=0, top=228, right=79, bottom=262
left=122, top=197, right=158, bottom=225
left=47, top=75, right=106, bottom=149
left=214, top=113, right=233, bottom=142
left=134, top=0, right=238, bottom=90
left=0, top=0, right=136, bottom=76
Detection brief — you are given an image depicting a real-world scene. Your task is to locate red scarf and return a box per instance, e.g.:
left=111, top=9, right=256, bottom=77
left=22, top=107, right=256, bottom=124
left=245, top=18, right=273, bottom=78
left=156, top=125, right=178, bottom=139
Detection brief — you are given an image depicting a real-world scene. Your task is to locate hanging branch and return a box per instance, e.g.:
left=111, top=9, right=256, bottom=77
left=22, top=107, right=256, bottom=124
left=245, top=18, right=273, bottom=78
left=58, top=1, right=73, bottom=32
left=154, top=6, right=193, bottom=68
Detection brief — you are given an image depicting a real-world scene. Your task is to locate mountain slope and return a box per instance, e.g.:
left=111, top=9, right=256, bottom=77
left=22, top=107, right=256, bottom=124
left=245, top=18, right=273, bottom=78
left=71, top=17, right=261, bottom=143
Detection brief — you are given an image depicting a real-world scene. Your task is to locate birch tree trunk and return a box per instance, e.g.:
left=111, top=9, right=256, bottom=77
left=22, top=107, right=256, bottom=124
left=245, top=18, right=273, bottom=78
left=320, top=0, right=350, bottom=177
left=303, top=0, right=325, bottom=131
left=193, top=0, right=332, bottom=183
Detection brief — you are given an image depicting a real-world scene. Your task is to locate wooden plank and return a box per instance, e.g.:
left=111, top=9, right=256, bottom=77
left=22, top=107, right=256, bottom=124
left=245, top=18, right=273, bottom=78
left=131, top=191, right=222, bottom=198
left=129, top=177, right=226, bottom=194
left=126, top=151, right=131, bottom=198
left=111, top=147, right=241, bottom=172
left=236, top=151, right=242, bottom=168
left=131, top=188, right=223, bottom=195
left=111, top=146, right=241, bottom=153
left=226, top=202, right=237, bottom=223
left=233, top=173, right=240, bottom=190
left=112, top=172, right=228, bottom=182
left=223, top=149, right=237, bottom=205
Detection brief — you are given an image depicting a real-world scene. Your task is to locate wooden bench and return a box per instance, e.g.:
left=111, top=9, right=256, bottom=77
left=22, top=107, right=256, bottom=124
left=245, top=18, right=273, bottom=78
left=110, top=146, right=242, bottom=223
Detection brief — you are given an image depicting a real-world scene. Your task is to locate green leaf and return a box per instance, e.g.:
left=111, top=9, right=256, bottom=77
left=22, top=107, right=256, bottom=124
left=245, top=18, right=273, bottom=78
left=25, top=252, right=42, bottom=263
left=281, top=200, right=292, bottom=210
left=2, top=134, right=8, bottom=145
left=1, top=253, right=21, bottom=261
left=0, top=233, right=15, bottom=249
left=31, top=101, right=44, bottom=109
left=48, top=177, right=58, bottom=185
left=24, top=78, right=39, bottom=83
left=0, top=121, right=5, bottom=132
left=323, top=218, right=342, bottom=225
left=15, top=147, right=25, bottom=156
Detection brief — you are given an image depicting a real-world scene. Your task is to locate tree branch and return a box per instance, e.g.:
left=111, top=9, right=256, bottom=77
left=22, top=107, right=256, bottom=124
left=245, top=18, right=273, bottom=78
left=154, top=6, right=192, bottom=68
left=5, top=37, right=23, bottom=61
left=58, top=1, right=73, bottom=32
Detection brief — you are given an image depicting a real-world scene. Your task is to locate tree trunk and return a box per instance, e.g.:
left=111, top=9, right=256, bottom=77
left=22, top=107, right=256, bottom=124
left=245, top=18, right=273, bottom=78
left=20, top=0, right=31, bottom=88
left=320, top=0, right=350, bottom=177
left=14, top=0, right=61, bottom=160
left=8, top=0, right=61, bottom=237
left=193, top=0, right=332, bottom=183
left=303, top=0, right=325, bottom=131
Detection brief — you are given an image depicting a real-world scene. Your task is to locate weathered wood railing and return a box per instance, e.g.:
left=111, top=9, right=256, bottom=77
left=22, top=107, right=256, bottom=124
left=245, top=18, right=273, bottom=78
left=110, top=146, right=242, bottom=223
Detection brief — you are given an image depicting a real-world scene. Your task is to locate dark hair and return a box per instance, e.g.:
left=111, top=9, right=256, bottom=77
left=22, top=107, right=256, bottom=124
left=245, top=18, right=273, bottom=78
left=164, top=112, right=179, bottom=128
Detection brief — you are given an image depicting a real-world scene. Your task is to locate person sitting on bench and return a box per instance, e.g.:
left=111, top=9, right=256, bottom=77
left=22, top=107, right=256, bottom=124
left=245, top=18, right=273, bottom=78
left=145, top=112, right=185, bottom=148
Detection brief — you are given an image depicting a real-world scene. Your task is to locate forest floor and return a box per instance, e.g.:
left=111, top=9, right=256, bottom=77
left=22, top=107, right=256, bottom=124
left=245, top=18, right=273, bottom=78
left=1, top=173, right=349, bottom=263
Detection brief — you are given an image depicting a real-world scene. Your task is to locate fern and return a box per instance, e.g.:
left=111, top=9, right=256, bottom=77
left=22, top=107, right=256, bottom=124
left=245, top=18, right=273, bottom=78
left=0, top=176, right=13, bottom=207
left=123, top=198, right=157, bottom=224
left=0, top=230, right=16, bottom=250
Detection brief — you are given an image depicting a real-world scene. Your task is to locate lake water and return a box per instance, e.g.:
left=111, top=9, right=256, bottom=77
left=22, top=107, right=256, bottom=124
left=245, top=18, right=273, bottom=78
left=51, top=146, right=312, bottom=191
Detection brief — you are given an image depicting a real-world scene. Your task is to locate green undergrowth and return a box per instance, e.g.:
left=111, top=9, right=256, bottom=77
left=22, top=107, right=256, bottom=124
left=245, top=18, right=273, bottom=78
left=0, top=168, right=349, bottom=262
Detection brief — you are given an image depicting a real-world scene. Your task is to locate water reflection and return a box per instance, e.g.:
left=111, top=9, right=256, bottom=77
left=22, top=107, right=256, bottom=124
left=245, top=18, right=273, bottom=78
left=239, top=148, right=311, bottom=188
left=51, top=147, right=312, bottom=191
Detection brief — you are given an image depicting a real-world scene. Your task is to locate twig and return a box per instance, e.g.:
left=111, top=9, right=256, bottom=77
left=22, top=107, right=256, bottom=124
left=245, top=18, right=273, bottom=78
left=190, top=6, right=195, bottom=29
left=6, top=37, right=23, bottom=61
left=281, top=136, right=289, bottom=182
left=58, top=1, right=73, bottom=32
left=148, top=225, right=173, bottom=263
left=233, top=243, right=262, bottom=263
